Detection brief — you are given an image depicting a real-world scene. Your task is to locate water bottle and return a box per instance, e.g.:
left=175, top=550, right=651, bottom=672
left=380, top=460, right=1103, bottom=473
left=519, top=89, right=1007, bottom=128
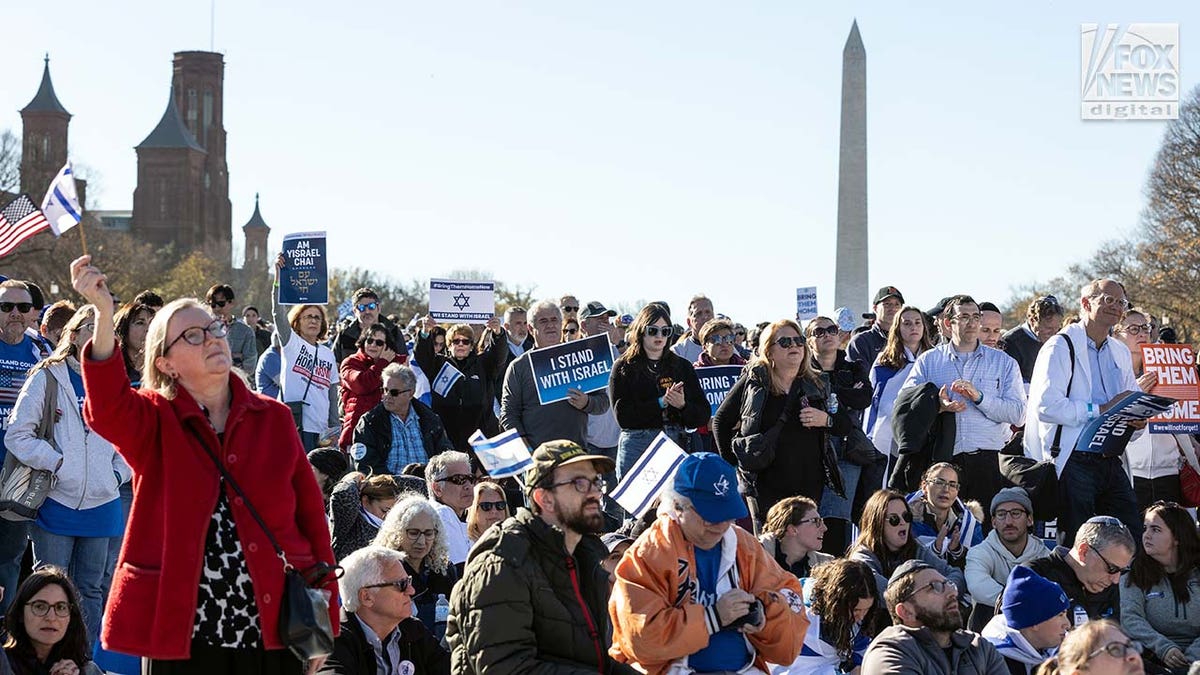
left=828, top=391, right=839, bottom=415
left=435, top=593, right=450, bottom=629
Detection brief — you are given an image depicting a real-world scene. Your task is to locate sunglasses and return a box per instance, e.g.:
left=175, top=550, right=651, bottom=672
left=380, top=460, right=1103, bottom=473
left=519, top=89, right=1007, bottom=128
left=356, top=302, right=379, bottom=312
left=706, top=334, right=736, bottom=345
left=645, top=325, right=673, bottom=338
left=383, top=388, right=413, bottom=397
left=563, top=328, right=579, bottom=335
left=209, top=299, right=229, bottom=308
left=365, top=338, right=387, bottom=347
left=808, top=326, right=838, bottom=338
left=773, top=336, right=805, bottom=349
left=886, top=511, right=913, bottom=527
left=0, top=302, right=35, bottom=313
left=450, top=338, right=473, bottom=346
left=561, top=306, right=579, bottom=313
left=164, top=320, right=228, bottom=354
left=439, top=474, right=477, bottom=486
left=1091, top=546, right=1131, bottom=575
left=363, top=577, right=413, bottom=593
left=477, top=500, right=508, bottom=512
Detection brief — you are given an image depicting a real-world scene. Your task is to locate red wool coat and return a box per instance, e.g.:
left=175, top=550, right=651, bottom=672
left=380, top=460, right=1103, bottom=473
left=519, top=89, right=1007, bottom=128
left=82, top=346, right=339, bottom=659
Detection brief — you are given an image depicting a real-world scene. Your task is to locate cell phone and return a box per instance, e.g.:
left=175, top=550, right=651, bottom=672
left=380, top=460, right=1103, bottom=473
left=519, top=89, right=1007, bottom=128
left=726, top=599, right=763, bottom=631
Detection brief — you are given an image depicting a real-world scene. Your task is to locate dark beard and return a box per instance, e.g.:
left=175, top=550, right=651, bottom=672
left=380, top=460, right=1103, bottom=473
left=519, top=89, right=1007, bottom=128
left=560, top=498, right=605, bottom=535
left=914, top=603, right=961, bottom=633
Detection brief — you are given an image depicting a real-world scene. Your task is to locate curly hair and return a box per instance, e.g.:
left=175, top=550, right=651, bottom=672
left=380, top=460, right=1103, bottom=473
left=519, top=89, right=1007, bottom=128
left=371, top=493, right=450, bottom=575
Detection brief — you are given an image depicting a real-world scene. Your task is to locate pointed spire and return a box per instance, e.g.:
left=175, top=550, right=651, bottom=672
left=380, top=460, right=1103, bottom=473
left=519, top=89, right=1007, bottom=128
left=844, top=20, right=864, bottom=54
left=137, top=87, right=205, bottom=151
left=243, top=193, right=270, bottom=231
left=21, top=54, right=71, bottom=116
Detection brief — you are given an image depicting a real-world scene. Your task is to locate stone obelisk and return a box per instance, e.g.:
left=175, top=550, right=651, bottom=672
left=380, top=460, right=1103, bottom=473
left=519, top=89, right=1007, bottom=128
left=834, top=20, right=868, bottom=316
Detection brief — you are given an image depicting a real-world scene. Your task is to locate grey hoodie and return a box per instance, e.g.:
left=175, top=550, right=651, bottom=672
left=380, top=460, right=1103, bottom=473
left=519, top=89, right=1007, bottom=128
left=980, top=613, right=1054, bottom=675
left=965, top=529, right=1052, bottom=608
left=1119, top=569, right=1200, bottom=662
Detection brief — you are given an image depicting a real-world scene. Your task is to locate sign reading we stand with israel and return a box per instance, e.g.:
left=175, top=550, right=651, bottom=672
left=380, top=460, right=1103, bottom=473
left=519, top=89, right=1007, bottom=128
left=278, top=231, right=328, bottom=304
left=528, top=333, right=614, bottom=405
left=429, top=279, right=495, bottom=322
left=1141, top=343, right=1200, bottom=433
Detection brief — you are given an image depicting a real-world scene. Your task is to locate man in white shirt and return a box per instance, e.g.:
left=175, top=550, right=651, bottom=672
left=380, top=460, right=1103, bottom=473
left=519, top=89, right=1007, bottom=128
left=425, top=451, right=475, bottom=570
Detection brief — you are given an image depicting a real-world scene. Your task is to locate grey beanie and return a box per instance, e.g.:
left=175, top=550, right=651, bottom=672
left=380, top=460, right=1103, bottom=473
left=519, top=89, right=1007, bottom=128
left=990, top=487, right=1033, bottom=516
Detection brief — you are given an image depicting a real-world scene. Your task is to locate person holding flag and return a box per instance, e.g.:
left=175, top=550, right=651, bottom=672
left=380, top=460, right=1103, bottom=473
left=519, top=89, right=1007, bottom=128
left=415, top=315, right=509, bottom=454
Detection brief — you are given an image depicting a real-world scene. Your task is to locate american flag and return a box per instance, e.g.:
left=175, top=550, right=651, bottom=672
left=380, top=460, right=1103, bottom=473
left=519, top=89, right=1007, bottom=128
left=0, top=194, right=51, bottom=258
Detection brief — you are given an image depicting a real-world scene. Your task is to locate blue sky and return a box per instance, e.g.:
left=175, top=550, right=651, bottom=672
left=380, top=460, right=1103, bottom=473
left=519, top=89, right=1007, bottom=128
left=3, top=2, right=1195, bottom=325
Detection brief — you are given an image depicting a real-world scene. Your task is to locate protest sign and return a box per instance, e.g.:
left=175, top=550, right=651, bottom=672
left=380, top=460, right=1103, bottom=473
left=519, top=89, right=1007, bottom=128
left=468, top=429, right=534, bottom=479
left=609, top=432, right=689, bottom=518
left=528, top=333, right=613, bottom=405
left=1074, top=391, right=1177, bottom=456
left=796, top=287, right=818, bottom=321
left=1141, top=344, right=1200, bottom=433
left=695, top=365, right=744, bottom=416
left=277, top=231, right=328, bottom=305
left=429, top=279, right=495, bottom=322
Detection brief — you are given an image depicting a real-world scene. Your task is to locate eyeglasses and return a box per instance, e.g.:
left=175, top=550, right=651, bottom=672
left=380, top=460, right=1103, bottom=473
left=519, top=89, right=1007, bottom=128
left=383, top=388, right=413, bottom=397
left=735, top=331, right=746, bottom=338
left=209, top=299, right=229, bottom=308
left=886, top=511, right=914, bottom=527
left=1119, top=323, right=1150, bottom=335
left=562, top=328, right=578, bottom=335
left=438, top=474, right=477, bottom=486
left=951, top=313, right=983, bottom=324
left=450, top=338, right=473, bottom=346
left=26, top=600, right=71, bottom=618
left=561, top=306, right=579, bottom=313
left=773, top=336, right=805, bottom=349
left=925, top=477, right=960, bottom=491
left=796, top=515, right=824, bottom=527
left=645, top=325, right=673, bottom=338
left=706, top=334, right=736, bottom=345
left=405, top=527, right=438, bottom=540
left=1091, top=546, right=1131, bottom=575
left=363, top=577, right=413, bottom=593
left=549, top=475, right=608, bottom=494
left=1090, top=294, right=1130, bottom=310
left=163, top=320, right=228, bottom=354
left=356, top=302, right=379, bottom=312
left=477, top=500, right=508, bottom=512
left=1087, top=640, right=1143, bottom=661
left=808, top=326, right=838, bottom=338
left=300, top=313, right=323, bottom=322
left=0, top=302, right=35, bottom=314
left=365, top=338, right=387, bottom=347
left=992, top=508, right=1028, bottom=521
left=902, top=578, right=957, bottom=602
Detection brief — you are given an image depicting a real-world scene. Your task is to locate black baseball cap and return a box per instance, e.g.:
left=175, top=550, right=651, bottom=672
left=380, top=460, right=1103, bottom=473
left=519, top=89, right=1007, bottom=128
left=579, top=301, right=617, bottom=321
left=873, top=286, right=905, bottom=305
left=525, top=440, right=615, bottom=492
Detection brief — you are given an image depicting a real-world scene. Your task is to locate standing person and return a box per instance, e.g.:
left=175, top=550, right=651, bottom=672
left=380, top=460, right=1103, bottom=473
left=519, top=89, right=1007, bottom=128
left=39, top=300, right=77, bottom=351
left=338, top=323, right=403, bottom=450
left=273, top=254, right=340, bottom=452
left=848, top=490, right=966, bottom=599
left=559, top=295, right=581, bottom=325
left=1002, top=296, right=1065, bottom=386
left=692, top=318, right=747, bottom=455
left=446, top=440, right=630, bottom=675
left=965, top=488, right=1051, bottom=631
left=610, top=303, right=709, bottom=478
left=1026, top=517, right=1136, bottom=627
left=71, top=255, right=338, bottom=674
left=671, top=295, right=715, bottom=363
left=415, top=316, right=508, bottom=452
left=866, top=306, right=934, bottom=470
left=1035, top=619, right=1146, bottom=675
left=372, top=495, right=458, bottom=643
left=1120, top=502, right=1200, bottom=673
left=2, top=567, right=103, bottom=675
left=579, top=302, right=623, bottom=525
left=713, top=319, right=848, bottom=533
left=758, top=497, right=833, bottom=580
left=770, top=559, right=882, bottom=675
left=978, top=303, right=1005, bottom=350
left=847, top=286, right=905, bottom=369
left=901, top=295, right=1027, bottom=522
left=241, top=306, right=272, bottom=359
left=332, top=288, right=406, bottom=367
left=500, top=300, right=610, bottom=449
left=5, top=305, right=132, bottom=647
left=979, top=567, right=1072, bottom=675
left=1024, top=280, right=1151, bottom=546
left=562, top=318, right=582, bottom=342
left=205, top=284, right=257, bottom=373
left=114, top=302, right=156, bottom=389
left=483, top=306, right=534, bottom=409
left=0, top=279, right=44, bottom=613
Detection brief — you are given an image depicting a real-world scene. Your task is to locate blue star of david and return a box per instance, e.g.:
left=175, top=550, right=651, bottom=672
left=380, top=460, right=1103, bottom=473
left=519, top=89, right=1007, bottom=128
left=452, top=293, right=471, bottom=310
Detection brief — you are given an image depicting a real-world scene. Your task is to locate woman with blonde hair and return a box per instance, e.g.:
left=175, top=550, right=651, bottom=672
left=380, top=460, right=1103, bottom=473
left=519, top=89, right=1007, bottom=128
left=465, top=481, right=509, bottom=544
left=372, top=493, right=457, bottom=642
left=1036, top=619, right=1144, bottom=675
left=415, top=316, right=508, bottom=452
left=6, top=305, right=131, bottom=648
left=273, top=254, right=339, bottom=451
left=713, top=319, right=847, bottom=533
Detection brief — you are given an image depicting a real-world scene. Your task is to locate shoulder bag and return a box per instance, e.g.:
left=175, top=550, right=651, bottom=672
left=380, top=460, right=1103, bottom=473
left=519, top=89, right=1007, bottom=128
left=0, top=371, right=60, bottom=521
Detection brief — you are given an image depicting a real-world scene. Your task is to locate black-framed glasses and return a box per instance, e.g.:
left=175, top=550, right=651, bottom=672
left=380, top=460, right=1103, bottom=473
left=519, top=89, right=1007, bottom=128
left=1091, top=546, right=1131, bottom=575
left=209, top=299, right=229, bottom=308
left=356, top=302, right=379, bottom=312
left=450, top=338, right=473, bottom=346
left=404, top=528, right=438, bottom=540
left=706, top=334, right=737, bottom=345
left=365, top=338, right=387, bottom=347
left=925, top=477, right=960, bottom=490
left=796, top=515, right=824, bottom=527
left=0, top=302, right=34, bottom=314
left=992, top=508, right=1028, bottom=521
left=163, top=320, right=228, bottom=354
left=561, top=305, right=579, bottom=313
left=383, top=388, right=413, bottom=398
left=562, top=328, right=579, bottom=335
left=1119, top=323, right=1150, bottom=335
left=477, top=500, right=507, bottom=512
left=438, top=474, right=477, bottom=486
left=902, top=578, right=957, bottom=602
left=645, top=325, right=673, bottom=338
left=550, top=475, right=608, bottom=494
left=886, top=511, right=913, bottom=527
left=773, top=336, right=805, bottom=349
left=363, top=577, right=413, bottom=593
left=951, top=313, right=983, bottom=324
left=1087, top=640, right=1143, bottom=661
left=808, top=326, right=838, bottom=338
left=26, top=600, right=71, bottom=617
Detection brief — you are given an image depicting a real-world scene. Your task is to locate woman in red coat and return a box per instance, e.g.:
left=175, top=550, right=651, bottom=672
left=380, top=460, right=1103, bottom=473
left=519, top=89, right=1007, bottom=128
left=337, top=323, right=402, bottom=450
left=71, top=256, right=338, bottom=675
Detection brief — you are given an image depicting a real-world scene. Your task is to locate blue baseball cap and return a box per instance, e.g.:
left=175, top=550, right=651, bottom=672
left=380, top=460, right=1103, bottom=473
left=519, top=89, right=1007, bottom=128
left=672, top=453, right=748, bottom=523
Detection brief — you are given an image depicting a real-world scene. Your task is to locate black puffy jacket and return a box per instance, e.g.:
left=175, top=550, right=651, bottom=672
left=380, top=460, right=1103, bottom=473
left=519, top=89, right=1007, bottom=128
left=353, top=400, right=454, bottom=475
left=317, top=612, right=449, bottom=675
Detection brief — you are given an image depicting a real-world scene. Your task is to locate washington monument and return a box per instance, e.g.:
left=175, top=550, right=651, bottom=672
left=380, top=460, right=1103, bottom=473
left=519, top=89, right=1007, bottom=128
left=834, top=20, right=868, bottom=316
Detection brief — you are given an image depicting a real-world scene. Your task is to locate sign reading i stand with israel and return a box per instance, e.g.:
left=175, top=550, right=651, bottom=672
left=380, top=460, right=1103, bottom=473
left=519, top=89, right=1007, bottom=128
left=610, top=432, right=689, bottom=518
left=1141, top=344, right=1200, bottom=433
left=528, top=333, right=614, bottom=405
left=468, top=429, right=534, bottom=479
left=695, top=365, right=744, bottom=416
left=796, top=287, right=818, bottom=321
left=429, top=279, right=495, bottom=322
left=1074, top=391, right=1177, bottom=455
left=278, top=232, right=328, bottom=305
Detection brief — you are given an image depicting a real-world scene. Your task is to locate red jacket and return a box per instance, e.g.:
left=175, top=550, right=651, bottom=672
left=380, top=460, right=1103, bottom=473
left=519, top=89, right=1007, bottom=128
left=337, top=350, right=401, bottom=449
left=82, top=346, right=338, bottom=659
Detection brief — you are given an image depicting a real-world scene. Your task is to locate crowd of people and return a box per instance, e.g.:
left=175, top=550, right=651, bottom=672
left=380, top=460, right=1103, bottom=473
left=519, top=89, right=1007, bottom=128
left=0, top=257, right=1198, bottom=675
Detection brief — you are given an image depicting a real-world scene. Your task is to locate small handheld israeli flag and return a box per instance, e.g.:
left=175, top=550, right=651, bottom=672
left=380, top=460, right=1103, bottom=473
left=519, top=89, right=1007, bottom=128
left=432, top=361, right=463, bottom=397
left=468, top=429, right=533, bottom=478
left=610, top=432, right=689, bottom=518
left=41, top=162, right=81, bottom=235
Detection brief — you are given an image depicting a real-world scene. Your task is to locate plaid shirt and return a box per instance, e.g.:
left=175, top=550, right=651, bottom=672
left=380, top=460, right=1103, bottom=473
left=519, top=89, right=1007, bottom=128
left=387, top=411, right=428, bottom=474
left=901, top=342, right=1027, bottom=453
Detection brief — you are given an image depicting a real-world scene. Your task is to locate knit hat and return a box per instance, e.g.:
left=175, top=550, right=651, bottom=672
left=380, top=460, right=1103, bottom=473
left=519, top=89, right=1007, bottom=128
left=1001, top=566, right=1071, bottom=630
left=990, top=487, right=1033, bottom=517
left=307, top=447, right=348, bottom=481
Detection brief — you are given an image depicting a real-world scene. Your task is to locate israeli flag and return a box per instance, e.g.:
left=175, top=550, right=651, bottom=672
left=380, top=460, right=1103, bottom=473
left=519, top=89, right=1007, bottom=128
left=906, top=491, right=979, bottom=556
left=468, top=429, right=533, bottom=478
left=40, top=162, right=81, bottom=235
left=432, top=361, right=463, bottom=397
left=610, top=432, right=688, bottom=518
